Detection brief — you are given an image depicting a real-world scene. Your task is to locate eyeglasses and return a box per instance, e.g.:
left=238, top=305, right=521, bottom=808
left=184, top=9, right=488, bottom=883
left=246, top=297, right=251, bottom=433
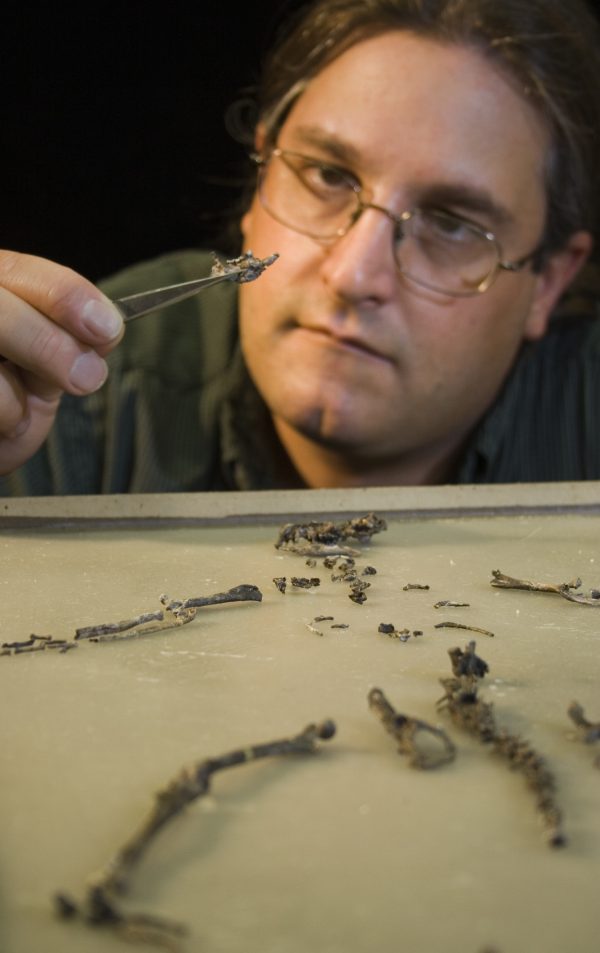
left=253, top=148, right=540, bottom=297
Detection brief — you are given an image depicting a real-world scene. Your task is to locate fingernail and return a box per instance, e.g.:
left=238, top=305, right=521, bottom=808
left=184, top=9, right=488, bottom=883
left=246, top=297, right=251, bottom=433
left=69, top=351, right=108, bottom=392
left=81, top=297, right=123, bottom=340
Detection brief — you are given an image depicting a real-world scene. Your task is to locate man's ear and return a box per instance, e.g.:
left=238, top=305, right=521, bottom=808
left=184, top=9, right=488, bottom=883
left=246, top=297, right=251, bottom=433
left=524, top=230, right=593, bottom=340
left=241, top=124, right=268, bottom=240
left=253, top=123, right=267, bottom=156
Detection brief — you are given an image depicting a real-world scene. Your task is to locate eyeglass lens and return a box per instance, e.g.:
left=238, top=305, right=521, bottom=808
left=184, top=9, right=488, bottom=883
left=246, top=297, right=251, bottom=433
left=258, top=151, right=500, bottom=296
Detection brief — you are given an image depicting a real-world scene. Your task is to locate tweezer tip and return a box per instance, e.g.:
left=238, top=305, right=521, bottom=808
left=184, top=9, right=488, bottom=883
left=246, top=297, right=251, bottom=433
left=210, top=250, right=279, bottom=284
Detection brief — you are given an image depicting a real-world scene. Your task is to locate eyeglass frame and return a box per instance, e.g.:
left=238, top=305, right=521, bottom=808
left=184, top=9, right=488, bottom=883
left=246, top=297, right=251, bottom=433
left=252, top=147, right=544, bottom=297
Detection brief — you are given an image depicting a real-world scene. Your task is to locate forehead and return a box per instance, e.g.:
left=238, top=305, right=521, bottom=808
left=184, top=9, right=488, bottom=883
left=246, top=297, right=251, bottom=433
left=279, top=31, right=550, bottom=226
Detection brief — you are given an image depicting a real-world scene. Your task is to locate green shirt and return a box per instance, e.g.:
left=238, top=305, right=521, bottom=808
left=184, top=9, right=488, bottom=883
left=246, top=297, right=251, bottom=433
left=1, top=249, right=599, bottom=495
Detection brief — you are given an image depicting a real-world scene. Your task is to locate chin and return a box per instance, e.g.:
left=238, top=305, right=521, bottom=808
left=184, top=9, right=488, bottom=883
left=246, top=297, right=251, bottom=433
left=286, top=399, right=388, bottom=452
left=254, top=356, right=397, bottom=447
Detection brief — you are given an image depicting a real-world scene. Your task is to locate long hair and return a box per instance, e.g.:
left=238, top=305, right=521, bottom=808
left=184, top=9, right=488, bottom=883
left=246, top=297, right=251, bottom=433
left=241, top=0, right=600, bottom=255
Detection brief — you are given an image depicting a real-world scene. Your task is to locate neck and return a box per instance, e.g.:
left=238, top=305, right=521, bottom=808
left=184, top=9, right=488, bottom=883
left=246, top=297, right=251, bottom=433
left=273, top=417, right=466, bottom=488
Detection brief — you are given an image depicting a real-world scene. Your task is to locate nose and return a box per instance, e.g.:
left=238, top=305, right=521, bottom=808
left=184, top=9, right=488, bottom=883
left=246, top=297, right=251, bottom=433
left=319, top=203, right=400, bottom=306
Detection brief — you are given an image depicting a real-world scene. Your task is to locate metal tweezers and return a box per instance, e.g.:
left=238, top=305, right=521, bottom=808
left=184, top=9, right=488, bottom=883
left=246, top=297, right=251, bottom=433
left=113, top=252, right=278, bottom=322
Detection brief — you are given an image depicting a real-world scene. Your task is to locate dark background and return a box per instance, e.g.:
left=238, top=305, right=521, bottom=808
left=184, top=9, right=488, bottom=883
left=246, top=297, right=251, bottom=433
left=0, top=1, right=305, bottom=282
left=2, top=1, right=599, bottom=284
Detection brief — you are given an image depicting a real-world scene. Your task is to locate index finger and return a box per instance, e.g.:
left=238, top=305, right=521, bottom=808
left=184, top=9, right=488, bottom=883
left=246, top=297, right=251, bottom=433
left=0, top=250, right=123, bottom=347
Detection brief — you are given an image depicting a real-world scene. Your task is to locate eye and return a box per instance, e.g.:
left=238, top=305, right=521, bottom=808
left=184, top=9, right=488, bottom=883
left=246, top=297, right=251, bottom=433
left=290, top=155, right=360, bottom=200
left=418, top=208, right=484, bottom=246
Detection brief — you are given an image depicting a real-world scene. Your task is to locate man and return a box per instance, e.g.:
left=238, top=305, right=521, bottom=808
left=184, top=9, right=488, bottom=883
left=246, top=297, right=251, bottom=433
left=0, top=0, right=599, bottom=493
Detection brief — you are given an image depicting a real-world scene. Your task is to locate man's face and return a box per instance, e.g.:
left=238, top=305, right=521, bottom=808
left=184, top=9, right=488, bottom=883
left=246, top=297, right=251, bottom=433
left=239, top=32, right=567, bottom=479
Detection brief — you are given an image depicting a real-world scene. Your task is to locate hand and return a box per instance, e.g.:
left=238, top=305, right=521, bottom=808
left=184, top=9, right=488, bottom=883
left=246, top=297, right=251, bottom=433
left=0, top=250, right=124, bottom=475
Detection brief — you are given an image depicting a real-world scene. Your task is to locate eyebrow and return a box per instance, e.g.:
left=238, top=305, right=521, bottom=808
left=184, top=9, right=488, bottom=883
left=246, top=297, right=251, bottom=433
left=283, top=125, right=515, bottom=230
left=417, top=183, right=514, bottom=229
left=286, top=126, right=364, bottom=167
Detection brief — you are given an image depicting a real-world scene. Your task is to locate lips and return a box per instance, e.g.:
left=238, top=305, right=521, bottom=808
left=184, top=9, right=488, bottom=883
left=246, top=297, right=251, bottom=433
left=294, top=324, right=393, bottom=364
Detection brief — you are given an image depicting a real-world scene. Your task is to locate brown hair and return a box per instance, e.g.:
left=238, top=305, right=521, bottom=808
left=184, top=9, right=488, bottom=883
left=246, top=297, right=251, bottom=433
left=241, top=0, right=600, bottom=257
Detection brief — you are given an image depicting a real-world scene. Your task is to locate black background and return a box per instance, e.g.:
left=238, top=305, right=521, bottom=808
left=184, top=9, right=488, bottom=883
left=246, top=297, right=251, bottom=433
left=0, top=1, right=304, bottom=282
left=2, top=1, right=599, bottom=283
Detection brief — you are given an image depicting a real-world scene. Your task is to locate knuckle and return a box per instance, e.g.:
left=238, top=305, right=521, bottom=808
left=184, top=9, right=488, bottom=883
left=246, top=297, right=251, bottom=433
left=0, top=404, right=23, bottom=435
left=44, top=269, right=86, bottom=318
left=0, top=365, right=26, bottom=435
left=27, top=323, right=69, bottom=370
left=0, top=249, right=26, bottom=282
left=0, top=250, right=89, bottom=322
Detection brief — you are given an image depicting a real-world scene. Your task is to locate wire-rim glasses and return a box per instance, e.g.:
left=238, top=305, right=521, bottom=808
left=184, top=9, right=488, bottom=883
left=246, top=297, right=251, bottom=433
left=253, top=148, right=539, bottom=297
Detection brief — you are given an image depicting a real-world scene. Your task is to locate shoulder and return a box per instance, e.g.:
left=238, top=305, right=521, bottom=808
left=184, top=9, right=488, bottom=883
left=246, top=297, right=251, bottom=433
left=461, top=270, right=600, bottom=483
left=510, top=301, right=600, bottom=413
